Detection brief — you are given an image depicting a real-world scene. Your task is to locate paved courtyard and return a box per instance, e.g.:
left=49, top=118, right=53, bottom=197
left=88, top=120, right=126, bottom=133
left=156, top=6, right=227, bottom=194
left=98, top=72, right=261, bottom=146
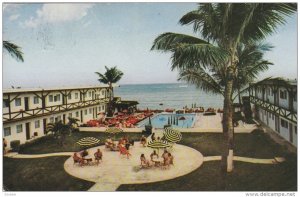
left=64, top=143, right=204, bottom=191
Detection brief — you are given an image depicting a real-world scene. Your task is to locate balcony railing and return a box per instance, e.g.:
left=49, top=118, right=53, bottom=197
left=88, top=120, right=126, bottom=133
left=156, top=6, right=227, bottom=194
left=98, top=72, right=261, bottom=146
left=250, top=96, right=297, bottom=124
left=3, top=98, right=109, bottom=124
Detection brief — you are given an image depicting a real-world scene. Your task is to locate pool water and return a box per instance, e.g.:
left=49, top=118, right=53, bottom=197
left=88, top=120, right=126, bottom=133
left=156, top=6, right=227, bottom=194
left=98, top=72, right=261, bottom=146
left=137, top=113, right=196, bottom=129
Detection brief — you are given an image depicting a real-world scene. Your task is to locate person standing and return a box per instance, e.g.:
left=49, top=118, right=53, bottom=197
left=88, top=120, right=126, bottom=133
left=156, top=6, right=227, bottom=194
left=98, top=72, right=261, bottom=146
left=3, top=138, right=7, bottom=155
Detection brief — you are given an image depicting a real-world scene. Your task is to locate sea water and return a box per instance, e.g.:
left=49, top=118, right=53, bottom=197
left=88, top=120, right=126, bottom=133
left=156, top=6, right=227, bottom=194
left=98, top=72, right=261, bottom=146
left=114, top=83, right=223, bottom=110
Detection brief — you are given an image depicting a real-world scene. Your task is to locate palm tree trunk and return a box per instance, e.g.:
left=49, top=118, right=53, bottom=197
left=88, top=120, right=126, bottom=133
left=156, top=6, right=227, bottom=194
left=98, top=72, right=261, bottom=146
left=222, top=66, right=235, bottom=174
left=107, top=84, right=114, bottom=117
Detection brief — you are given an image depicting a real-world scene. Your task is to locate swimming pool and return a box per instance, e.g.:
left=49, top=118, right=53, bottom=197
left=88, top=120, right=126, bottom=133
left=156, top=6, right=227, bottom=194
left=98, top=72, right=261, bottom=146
left=137, top=113, right=196, bottom=129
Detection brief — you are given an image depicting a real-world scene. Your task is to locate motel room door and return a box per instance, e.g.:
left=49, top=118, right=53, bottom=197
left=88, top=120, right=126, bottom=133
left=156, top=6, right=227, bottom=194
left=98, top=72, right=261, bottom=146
left=43, top=119, right=47, bottom=134
left=25, top=122, right=30, bottom=140
left=24, top=97, right=29, bottom=111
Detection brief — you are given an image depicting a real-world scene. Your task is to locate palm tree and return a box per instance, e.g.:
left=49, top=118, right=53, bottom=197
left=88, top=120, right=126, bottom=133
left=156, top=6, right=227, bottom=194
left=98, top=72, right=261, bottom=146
left=67, top=117, right=80, bottom=135
left=46, top=121, right=71, bottom=146
left=3, top=40, right=24, bottom=62
left=234, top=43, right=273, bottom=108
left=151, top=3, right=296, bottom=173
left=95, top=66, right=124, bottom=117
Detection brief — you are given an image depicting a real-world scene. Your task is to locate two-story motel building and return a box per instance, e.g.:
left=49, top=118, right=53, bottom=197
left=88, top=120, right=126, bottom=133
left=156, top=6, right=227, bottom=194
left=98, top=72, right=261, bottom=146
left=3, top=86, right=110, bottom=148
left=249, top=78, right=297, bottom=147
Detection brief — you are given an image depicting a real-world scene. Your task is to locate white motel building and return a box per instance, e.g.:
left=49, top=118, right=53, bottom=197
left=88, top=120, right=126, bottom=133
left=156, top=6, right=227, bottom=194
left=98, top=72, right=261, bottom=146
left=249, top=78, right=297, bottom=147
left=3, top=86, right=110, bottom=148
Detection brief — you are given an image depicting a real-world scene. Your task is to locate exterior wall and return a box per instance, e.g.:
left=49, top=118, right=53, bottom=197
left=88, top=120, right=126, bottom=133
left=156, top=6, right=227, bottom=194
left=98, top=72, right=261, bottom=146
left=278, top=87, right=289, bottom=109
left=265, top=87, right=274, bottom=104
left=3, top=104, right=107, bottom=149
left=3, top=86, right=109, bottom=149
left=256, top=106, right=297, bottom=147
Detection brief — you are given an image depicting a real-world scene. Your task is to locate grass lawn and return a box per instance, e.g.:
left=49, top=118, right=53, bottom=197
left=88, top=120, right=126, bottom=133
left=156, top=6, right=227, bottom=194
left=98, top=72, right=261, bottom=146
left=19, top=132, right=145, bottom=154
left=3, top=156, right=94, bottom=191
left=3, top=131, right=297, bottom=191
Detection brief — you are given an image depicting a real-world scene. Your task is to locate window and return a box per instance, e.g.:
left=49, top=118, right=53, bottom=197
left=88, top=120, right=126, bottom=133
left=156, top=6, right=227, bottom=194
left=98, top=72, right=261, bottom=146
left=55, top=116, right=61, bottom=122
left=89, top=108, right=92, bottom=114
left=15, top=98, right=21, bottom=106
left=33, top=96, right=39, bottom=104
left=3, top=99, right=9, bottom=108
left=68, top=93, right=72, bottom=100
left=266, top=88, right=270, bottom=96
left=280, top=119, right=289, bottom=129
left=16, top=124, right=23, bottom=133
left=102, top=105, right=105, bottom=110
left=280, top=90, right=287, bottom=100
left=4, top=127, right=11, bottom=136
left=54, top=94, right=60, bottom=102
left=99, top=107, right=101, bottom=111
left=35, top=120, right=40, bottom=128
left=49, top=95, right=53, bottom=102
left=272, top=114, right=274, bottom=120
left=89, top=91, right=92, bottom=97
left=84, top=109, right=88, bottom=115
left=76, top=111, right=79, bottom=117
left=102, top=90, right=105, bottom=95
left=75, top=93, right=79, bottom=99
left=68, top=113, right=72, bottom=118
left=50, top=117, right=54, bottom=123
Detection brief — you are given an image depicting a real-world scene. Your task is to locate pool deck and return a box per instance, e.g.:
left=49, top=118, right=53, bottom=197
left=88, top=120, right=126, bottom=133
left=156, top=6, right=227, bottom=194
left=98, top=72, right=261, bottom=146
left=79, top=113, right=257, bottom=133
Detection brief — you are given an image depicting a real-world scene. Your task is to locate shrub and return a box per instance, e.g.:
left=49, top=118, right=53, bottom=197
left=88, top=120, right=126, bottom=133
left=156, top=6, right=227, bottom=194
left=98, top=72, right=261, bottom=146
left=19, top=135, right=53, bottom=153
left=10, top=140, right=20, bottom=152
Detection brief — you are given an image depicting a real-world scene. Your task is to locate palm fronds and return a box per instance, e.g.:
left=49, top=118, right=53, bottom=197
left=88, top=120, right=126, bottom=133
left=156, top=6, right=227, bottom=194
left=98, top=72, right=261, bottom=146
left=3, top=40, right=24, bottom=62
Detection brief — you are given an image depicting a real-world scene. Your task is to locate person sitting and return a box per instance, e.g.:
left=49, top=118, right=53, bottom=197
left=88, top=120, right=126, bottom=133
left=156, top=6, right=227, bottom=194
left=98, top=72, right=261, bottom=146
left=140, top=135, right=147, bottom=147
left=140, top=154, right=152, bottom=168
left=73, top=152, right=84, bottom=166
left=94, top=149, right=103, bottom=165
left=162, top=150, right=169, bottom=165
left=166, top=153, right=174, bottom=166
left=150, top=150, right=159, bottom=161
left=105, top=137, right=114, bottom=149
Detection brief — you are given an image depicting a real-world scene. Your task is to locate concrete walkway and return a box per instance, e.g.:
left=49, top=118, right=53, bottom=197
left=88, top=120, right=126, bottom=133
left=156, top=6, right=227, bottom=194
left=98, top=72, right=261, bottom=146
left=5, top=152, right=73, bottom=158
left=5, top=152, right=285, bottom=165
left=203, top=156, right=285, bottom=164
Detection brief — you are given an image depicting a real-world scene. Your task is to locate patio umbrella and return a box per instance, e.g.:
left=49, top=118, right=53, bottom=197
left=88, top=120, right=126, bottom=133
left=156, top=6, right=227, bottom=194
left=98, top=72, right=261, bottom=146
left=76, top=137, right=100, bottom=148
left=105, top=127, right=123, bottom=138
left=147, top=139, right=171, bottom=155
left=164, top=127, right=182, bottom=144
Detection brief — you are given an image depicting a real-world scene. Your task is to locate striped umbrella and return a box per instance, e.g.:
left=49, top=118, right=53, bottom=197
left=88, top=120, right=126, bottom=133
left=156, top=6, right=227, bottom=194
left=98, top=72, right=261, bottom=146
left=147, top=139, right=171, bottom=154
left=105, top=127, right=123, bottom=139
left=105, top=127, right=123, bottom=135
left=76, top=137, right=100, bottom=148
left=164, top=127, right=182, bottom=143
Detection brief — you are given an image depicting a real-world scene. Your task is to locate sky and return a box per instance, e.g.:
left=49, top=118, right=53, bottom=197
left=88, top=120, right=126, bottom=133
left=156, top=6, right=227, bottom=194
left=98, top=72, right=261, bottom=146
left=2, top=3, right=298, bottom=88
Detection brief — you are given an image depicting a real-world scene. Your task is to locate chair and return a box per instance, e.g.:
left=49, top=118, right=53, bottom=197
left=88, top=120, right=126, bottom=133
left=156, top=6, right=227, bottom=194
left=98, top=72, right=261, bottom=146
left=73, top=156, right=84, bottom=166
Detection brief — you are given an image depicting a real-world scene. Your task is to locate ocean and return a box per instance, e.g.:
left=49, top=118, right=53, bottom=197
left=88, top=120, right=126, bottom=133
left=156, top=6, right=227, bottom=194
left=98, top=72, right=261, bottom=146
left=114, top=83, right=224, bottom=110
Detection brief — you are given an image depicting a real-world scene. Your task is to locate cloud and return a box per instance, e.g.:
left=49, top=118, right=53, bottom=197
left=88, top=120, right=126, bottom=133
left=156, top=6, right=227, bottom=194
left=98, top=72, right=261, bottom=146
left=3, top=4, right=23, bottom=13
left=24, top=4, right=94, bottom=28
left=9, top=14, right=20, bottom=21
